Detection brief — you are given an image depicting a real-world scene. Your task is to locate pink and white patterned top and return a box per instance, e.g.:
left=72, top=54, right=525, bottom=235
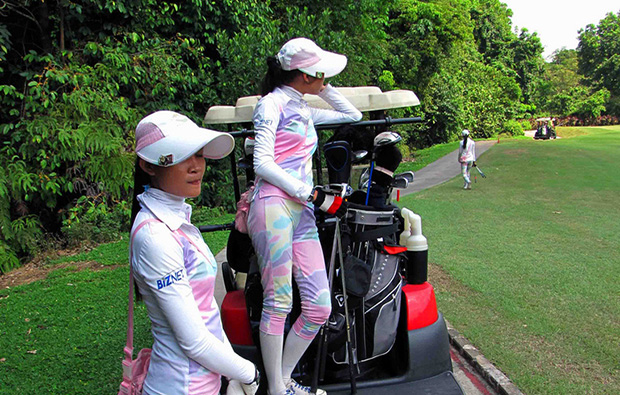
left=131, top=188, right=254, bottom=395
left=252, top=84, right=362, bottom=203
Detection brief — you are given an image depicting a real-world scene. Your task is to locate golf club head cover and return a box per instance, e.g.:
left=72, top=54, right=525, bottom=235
left=373, top=145, right=402, bottom=187
left=313, top=186, right=347, bottom=217
left=367, top=184, right=389, bottom=208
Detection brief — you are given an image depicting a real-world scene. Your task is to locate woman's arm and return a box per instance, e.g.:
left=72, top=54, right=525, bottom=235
left=252, top=98, right=314, bottom=201
left=134, top=227, right=255, bottom=383
left=471, top=139, right=476, bottom=161
left=311, top=84, right=362, bottom=125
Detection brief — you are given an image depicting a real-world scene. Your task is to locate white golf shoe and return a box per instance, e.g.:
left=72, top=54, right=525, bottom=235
left=285, top=378, right=326, bottom=395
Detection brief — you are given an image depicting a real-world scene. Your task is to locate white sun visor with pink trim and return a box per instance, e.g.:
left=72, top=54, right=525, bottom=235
left=277, top=37, right=347, bottom=79
left=135, top=111, right=234, bottom=166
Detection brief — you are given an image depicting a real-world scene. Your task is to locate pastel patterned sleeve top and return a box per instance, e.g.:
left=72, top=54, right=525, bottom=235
left=130, top=188, right=254, bottom=395
left=252, top=84, right=362, bottom=203
left=458, top=138, right=476, bottom=163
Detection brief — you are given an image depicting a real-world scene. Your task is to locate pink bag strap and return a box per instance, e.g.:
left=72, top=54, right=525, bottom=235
left=174, top=228, right=210, bottom=260
left=124, top=219, right=183, bottom=363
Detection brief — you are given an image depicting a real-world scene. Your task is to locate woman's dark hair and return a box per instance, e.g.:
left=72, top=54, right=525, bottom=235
left=260, top=56, right=302, bottom=96
left=462, top=135, right=468, bottom=150
left=130, top=158, right=151, bottom=227
left=130, top=157, right=152, bottom=301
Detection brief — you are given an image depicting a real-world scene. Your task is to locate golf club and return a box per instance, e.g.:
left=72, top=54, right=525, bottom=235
left=336, top=216, right=358, bottom=394
left=475, top=166, right=487, bottom=178
left=312, top=217, right=339, bottom=393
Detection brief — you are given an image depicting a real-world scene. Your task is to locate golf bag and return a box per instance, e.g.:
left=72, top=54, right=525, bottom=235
left=324, top=204, right=406, bottom=377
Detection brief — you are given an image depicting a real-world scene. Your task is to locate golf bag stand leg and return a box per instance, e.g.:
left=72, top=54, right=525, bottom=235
left=312, top=219, right=339, bottom=392
left=336, top=218, right=358, bottom=394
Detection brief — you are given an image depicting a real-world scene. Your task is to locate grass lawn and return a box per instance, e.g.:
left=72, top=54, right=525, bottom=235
left=398, top=125, right=620, bottom=394
left=0, top=214, right=233, bottom=394
left=398, top=140, right=461, bottom=173
left=0, top=128, right=618, bottom=394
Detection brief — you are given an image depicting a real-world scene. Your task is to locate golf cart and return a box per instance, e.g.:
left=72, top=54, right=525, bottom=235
left=201, top=87, right=463, bottom=394
left=533, top=117, right=556, bottom=140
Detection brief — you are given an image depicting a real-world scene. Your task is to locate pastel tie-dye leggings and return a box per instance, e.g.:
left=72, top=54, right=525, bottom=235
left=461, top=161, right=473, bottom=184
left=248, top=196, right=331, bottom=340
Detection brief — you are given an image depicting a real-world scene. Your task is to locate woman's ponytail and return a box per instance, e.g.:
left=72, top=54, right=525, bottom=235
left=260, top=56, right=302, bottom=96
left=130, top=158, right=150, bottom=228
left=130, top=158, right=151, bottom=301
left=462, top=136, right=468, bottom=150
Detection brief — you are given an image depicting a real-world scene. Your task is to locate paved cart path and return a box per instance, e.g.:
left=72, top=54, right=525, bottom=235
left=395, top=140, right=496, bottom=197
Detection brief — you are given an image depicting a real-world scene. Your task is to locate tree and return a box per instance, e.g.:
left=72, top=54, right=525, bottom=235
left=470, top=0, right=514, bottom=64
left=578, top=11, right=620, bottom=115
left=0, top=0, right=275, bottom=267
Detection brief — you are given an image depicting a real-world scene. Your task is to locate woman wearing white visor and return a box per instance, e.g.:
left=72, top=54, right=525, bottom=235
left=128, top=111, right=259, bottom=395
left=248, top=38, right=362, bottom=395
left=458, top=129, right=476, bottom=189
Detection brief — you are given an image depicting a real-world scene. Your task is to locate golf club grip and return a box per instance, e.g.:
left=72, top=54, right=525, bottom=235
left=311, top=326, right=327, bottom=392
left=347, top=339, right=357, bottom=394
left=198, top=223, right=234, bottom=232
left=318, top=328, right=329, bottom=379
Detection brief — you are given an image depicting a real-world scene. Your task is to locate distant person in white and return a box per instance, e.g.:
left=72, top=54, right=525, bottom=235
left=458, top=129, right=476, bottom=190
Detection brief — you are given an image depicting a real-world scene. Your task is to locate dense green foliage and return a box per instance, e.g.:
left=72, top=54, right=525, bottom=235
left=578, top=11, right=620, bottom=115
left=536, top=48, right=612, bottom=121
left=0, top=0, right=619, bottom=267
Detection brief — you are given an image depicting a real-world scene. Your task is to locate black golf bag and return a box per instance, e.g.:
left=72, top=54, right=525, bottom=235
left=319, top=204, right=406, bottom=380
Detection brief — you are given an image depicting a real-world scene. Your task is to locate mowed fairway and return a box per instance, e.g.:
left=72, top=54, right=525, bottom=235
left=399, top=126, right=619, bottom=394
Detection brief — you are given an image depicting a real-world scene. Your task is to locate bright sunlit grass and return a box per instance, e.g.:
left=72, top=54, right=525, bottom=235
left=399, top=125, right=620, bottom=394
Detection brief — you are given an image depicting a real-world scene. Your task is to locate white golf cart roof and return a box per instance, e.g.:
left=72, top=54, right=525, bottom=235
left=535, top=117, right=552, bottom=122
left=204, top=86, right=420, bottom=124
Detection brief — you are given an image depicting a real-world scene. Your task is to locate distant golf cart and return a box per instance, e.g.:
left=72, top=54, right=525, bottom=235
left=534, top=117, right=556, bottom=140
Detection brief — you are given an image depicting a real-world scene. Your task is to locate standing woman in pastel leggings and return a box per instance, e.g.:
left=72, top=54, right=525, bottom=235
left=247, top=38, right=362, bottom=395
left=458, top=129, right=476, bottom=190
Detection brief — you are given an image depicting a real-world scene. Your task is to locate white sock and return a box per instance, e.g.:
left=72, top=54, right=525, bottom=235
left=282, top=330, right=314, bottom=383
left=260, top=332, right=286, bottom=395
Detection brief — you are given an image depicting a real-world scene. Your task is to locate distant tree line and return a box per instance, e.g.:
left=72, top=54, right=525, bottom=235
left=0, top=0, right=618, bottom=269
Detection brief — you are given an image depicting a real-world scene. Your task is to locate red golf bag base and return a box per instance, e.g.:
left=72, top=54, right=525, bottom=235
left=221, top=290, right=253, bottom=346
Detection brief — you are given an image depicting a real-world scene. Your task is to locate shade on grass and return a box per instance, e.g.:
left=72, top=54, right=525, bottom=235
left=399, top=126, right=619, bottom=394
left=0, top=214, right=233, bottom=394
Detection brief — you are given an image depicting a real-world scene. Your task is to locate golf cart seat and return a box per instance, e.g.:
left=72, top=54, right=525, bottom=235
left=204, top=86, right=420, bottom=124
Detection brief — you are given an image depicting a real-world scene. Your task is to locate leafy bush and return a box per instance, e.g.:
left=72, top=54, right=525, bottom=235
left=555, top=115, right=619, bottom=127
left=503, top=119, right=524, bottom=136
left=0, top=241, right=20, bottom=274
left=61, top=195, right=131, bottom=248
left=520, top=119, right=534, bottom=131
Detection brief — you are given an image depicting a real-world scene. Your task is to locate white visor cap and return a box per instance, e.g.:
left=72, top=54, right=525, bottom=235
left=135, top=111, right=234, bottom=167
left=462, top=129, right=470, bottom=136
left=277, top=37, right=347, bottom=79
